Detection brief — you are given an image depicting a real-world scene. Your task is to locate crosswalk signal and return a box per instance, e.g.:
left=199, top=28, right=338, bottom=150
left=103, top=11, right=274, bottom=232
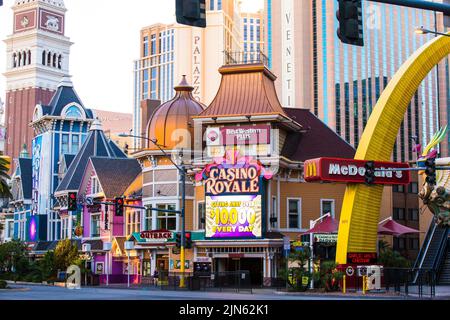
left=176, top=0, right=206, bottom=28
left=364, top=161, right=376, bottom=185
left=185, top=232, right=192, bottom=249
left=337, top=0, right=364, bottom=46
left=176, top=233, right=182, bottom=248
left=115, top=197, right=124, bottom=216
left=68, top=192, right=77, bottom=211
left=425, top=158, right=437, bottom=186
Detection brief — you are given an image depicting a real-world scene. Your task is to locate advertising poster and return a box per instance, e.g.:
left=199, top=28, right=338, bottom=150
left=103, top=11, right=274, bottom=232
left=196, top=150, right=273, bottom=240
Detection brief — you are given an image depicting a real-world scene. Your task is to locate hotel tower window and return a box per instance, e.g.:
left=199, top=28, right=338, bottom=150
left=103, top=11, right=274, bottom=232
left=288, top=199, right=301, bottom=229
left=270, top=196, right=277, bottom=229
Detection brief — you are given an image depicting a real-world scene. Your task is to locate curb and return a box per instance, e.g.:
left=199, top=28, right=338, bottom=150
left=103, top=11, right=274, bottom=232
left=0, top=287, right=31, bottom=292
left=5, top=281, right=54, bottom=287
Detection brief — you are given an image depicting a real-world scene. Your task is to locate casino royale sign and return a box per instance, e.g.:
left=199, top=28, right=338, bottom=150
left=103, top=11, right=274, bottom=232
left=205, top=166, right=260, bottom=195
left=196, top=151, right=273, bottom=239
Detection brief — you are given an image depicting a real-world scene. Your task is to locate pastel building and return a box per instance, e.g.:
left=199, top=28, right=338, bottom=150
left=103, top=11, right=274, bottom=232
left=54, top=119, right=128, bottom=241
left=132, top=0, right=242, bottom=149
left=10, top=146, right=32, bottom=242
left=30, top=77, right=94, bottom=241
left=241, top=10, right=265, bottom=56
left=77, top=156, right=142, bottom=284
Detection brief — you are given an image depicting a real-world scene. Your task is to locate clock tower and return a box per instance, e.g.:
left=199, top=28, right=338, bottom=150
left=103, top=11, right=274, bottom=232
left=3, top=0, right=72, bottom=171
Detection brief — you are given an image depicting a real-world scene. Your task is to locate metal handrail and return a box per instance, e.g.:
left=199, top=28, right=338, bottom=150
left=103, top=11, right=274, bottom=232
left=433, top=227, right=449, bottom=281
left=223, top=50, right=269, bottom=67
left=413, top=220, right=435, bottom=270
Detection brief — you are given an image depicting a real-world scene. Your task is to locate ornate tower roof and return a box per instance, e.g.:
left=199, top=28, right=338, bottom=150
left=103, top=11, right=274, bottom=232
left=55, top=119, right=128, bottom=194
left=146, top=76, right=206, bottom=150
left=14, top=0, right=66, bottom=9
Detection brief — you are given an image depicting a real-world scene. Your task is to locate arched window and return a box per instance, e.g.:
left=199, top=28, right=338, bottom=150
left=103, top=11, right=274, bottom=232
left=58, top=55, right=62, bottom=69
left=64, top=105, right=83, bottom=119
left=22, top=51, right=26, bottom=66
left=47, top=52, right=51, bottom=66
left=42, top=50, right=46, bottom=65
left=18, top=52, right=22, bottom=67
left=13, top=53, right=17, bottom=68
left=28, top=50, right=31, bottom=65
left=52, top=53, right=57, bottom=67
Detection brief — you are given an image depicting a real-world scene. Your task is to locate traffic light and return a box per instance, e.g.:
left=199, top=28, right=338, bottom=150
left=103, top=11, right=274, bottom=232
left=364, top=161, right=376, bottom=184
left=425, top=158, right=437, bottom=186
left=175, top=233, right=182, bottom=248
left=114, top=197, right=124, bottom=216
left=336, top=0, right=364, bottom=46
left=176, top=0, right=206, bottom=28
left=185, top=232, right=192, bottom=249
left=68, top=192, right=77, bottom=211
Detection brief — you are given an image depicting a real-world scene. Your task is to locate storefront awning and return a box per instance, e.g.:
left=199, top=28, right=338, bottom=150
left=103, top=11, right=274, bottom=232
left=378, top=217, right=421, bottom=236
left=301, top=216, right=339, bottom=235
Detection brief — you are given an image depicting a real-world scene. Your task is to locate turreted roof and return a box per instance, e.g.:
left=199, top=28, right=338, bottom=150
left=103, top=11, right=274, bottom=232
left=55, top=119, right=127, bottom=194
left=146, top=76, right=205, bottom=150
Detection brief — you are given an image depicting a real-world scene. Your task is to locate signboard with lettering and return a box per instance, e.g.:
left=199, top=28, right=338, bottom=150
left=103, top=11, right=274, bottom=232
left=140, top=230, right=172, bottom=240
left=196, top=151, right=273, bottom=239
left=314, top=233, right=338, bottom=243
left=347, top=253, right=377, bottom=265
left=304, top=157, right=410, bottom=185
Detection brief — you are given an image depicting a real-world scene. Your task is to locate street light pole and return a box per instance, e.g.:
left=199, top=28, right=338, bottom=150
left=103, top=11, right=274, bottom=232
left=119, top=133, right=188, bottom=288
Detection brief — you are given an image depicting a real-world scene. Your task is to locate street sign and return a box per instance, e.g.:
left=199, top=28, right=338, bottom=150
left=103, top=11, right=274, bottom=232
left=304, top=157, right=410, bottom=185
left=283, top=236, right=291, bottom=250
left=346, top=266, right=355, bottom=277
left=357, top=266, right=368, bottom=277
left=86, top=197, right=93, bottom=205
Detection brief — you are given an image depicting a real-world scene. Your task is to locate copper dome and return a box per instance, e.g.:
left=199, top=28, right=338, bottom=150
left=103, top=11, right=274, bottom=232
left=146, top=76, right=206, bottom=150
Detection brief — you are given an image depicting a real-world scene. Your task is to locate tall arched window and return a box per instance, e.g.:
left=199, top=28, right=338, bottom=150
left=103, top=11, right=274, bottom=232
left=28, top=50, right=31, bottom=65
left=58, top=55, right=62, bottom=69
left=13, top=53, right=17, bottom=68
left=52, top=53, right=57, bottom=67
left=22, top=51, right=26, bottom=66
left=47, top=52, right=51, bottom=66
left=42, top=50, right=46, bottom=65
left=18, top=52, right=22, bottom=67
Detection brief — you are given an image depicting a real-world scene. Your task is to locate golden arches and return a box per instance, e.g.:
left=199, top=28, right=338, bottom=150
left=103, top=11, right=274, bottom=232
left=336, top=32, right=450, bottom=264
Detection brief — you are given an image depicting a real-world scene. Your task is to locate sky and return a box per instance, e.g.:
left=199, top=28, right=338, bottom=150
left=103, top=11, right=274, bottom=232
left=0, top=0, right=263, bottom=114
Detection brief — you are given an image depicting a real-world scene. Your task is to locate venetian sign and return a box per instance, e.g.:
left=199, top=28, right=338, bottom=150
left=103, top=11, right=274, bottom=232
left=304, top=157, right=410, bottom=185
left=196, top=150, right=273, bottom=239
left=140, top=230, right=172, bottom=240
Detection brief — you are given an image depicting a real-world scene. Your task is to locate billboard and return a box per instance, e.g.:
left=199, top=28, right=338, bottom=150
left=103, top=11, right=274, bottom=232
left=196, top=150, right=273, bottom=240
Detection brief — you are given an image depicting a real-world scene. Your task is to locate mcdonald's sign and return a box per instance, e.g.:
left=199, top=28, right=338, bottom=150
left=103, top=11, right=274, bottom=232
left=304, top=157, right=410, bottom=185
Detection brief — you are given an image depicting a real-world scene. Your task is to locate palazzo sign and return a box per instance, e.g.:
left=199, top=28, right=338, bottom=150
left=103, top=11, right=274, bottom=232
left=196, top=151, right=273, bottom=239
left=304, top=157, right=410, bottom=185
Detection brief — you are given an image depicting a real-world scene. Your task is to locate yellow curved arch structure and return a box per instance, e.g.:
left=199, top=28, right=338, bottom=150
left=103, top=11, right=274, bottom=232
left=336, top=32, right=450, bottom=264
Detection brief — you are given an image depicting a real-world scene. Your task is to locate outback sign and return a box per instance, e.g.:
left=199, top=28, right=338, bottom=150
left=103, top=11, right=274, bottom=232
left=304, top=157, right=410, bottom=185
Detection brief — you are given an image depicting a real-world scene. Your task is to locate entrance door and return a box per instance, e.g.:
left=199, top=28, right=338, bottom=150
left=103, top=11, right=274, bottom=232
left=215, top=258, right=263, bottom=286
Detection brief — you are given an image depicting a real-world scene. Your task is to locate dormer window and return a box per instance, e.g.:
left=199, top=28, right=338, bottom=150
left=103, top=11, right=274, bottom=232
left=65, top=105, right=83, bottom=119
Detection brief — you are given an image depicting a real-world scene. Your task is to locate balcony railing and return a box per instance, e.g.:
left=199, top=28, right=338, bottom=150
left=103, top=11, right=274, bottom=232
left=224, top=50, right=269, bottom=68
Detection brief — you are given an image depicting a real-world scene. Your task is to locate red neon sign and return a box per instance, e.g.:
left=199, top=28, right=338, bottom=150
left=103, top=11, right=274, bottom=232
left=304, top=157, right=410, bottom=185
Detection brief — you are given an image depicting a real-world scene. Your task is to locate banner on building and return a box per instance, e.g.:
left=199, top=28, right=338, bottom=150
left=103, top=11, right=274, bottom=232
left=196, top=150, right=273, bottom=239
